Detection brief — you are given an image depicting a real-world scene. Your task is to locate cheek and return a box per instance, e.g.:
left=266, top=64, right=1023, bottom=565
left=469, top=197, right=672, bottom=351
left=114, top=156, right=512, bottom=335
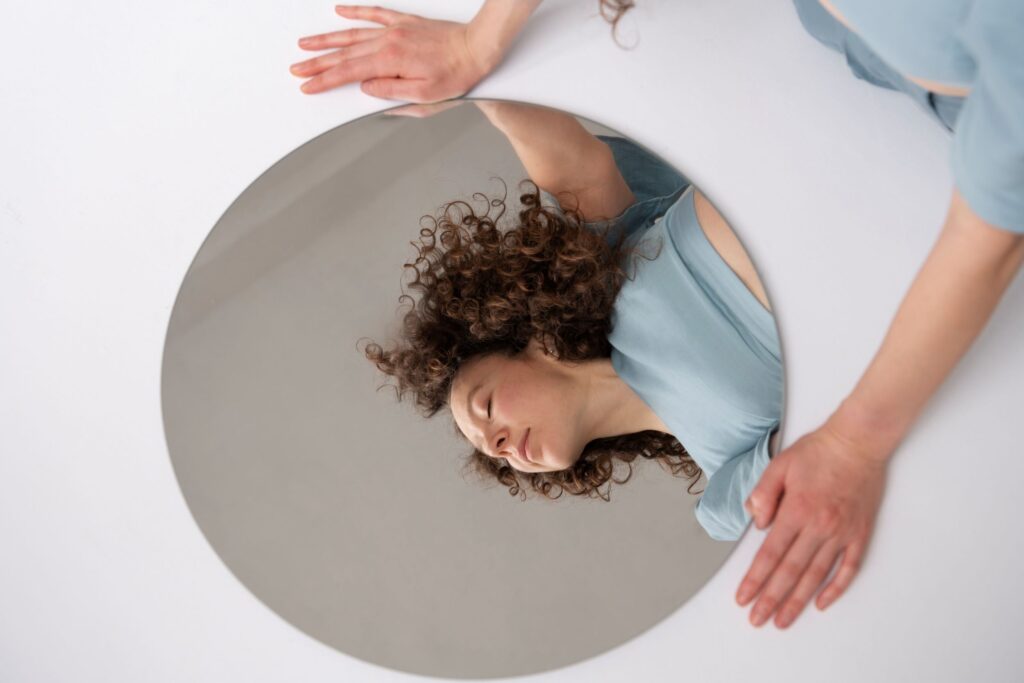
left=544, top=430, right=583, bottom=471
left=535, top=392, right=580, bottom=468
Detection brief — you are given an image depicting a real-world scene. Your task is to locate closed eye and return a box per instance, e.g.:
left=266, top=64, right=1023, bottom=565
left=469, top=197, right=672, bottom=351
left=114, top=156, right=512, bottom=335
left=487, top=398, right=492, bottom=419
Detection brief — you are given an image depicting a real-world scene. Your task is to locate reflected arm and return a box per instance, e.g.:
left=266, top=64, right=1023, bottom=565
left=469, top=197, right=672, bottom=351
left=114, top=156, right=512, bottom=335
left=475, top=101, right=636, bottom=221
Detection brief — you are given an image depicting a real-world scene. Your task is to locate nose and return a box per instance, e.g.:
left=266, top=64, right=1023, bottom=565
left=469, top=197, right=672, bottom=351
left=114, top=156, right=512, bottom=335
left=492, top=432, right=508, bottom=458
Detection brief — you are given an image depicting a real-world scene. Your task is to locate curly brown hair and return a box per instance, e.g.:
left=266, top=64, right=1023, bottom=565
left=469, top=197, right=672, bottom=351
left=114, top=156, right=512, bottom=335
left=599, top=0, right=636, bottom=42
left=599, top=0, right=635, bottom=29
left=359, top=180, right=704, bottom=502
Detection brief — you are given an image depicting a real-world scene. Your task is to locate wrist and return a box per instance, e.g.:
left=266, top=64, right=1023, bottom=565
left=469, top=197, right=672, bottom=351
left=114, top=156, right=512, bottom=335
left=467, top=0, right=541, bottom=73
left=465, top=18, right=503, bottom=75
left=824, top=394, right=908, bottom=464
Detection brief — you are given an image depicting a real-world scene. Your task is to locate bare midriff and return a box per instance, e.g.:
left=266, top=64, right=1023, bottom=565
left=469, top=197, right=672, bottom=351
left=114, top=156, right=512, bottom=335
left=818, top=0, right=972, bottom=98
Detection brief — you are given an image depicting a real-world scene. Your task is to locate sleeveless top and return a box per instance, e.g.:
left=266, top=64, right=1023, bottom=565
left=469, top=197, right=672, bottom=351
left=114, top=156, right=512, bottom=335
left=542, top=136, right=784, bottom=540
left=792, top=0, right=1024, bottom=233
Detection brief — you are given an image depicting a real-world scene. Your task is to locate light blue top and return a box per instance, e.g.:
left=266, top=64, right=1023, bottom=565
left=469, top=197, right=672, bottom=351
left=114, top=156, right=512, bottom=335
left=542, top=136, right=784, bottom=540
left=793, top=0, right=1024, bottom=233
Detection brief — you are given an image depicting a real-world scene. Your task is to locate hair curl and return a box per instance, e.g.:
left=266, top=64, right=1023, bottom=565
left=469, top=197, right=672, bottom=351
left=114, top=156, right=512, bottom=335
left=360, top=180, right=704, bottom=503
left=599, top=0, right=635, bottom=28
left=599, top=0, right=636, bottom=43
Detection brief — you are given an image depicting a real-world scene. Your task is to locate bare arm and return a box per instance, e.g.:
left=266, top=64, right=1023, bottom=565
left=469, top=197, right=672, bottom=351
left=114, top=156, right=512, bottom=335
left=738, top=189, right=1024, bottom=629
left=467, top=0, right=543, bottom=73
left=826, top=190, right=1024, bottom=458
left=475, top=101, right=636, bottom=221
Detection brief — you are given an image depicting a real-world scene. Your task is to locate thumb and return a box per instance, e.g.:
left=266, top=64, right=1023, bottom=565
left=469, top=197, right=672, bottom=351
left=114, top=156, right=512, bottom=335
left=746, top=451, right=788, bottom=528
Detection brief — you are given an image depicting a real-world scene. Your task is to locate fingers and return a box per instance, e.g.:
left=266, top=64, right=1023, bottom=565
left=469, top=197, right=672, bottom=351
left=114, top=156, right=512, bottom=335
left=815, top=539, right=865, bottom=610
left=298, top=27, right=384, bottom=51
left=383, top=102, right=433, bottom=117
left=747, top=530, right=827, bottom=627
left=746, top=453, right=788, bottom=529
left=384, top=101, right=464, bottom=119
left=735, top=518, right=799, bottom=608
left=291, top=51, right=346, bottom=79
left=773, top=539, right=841, bottom=629
left=297, top=5, right=407, bottom=49
left=300, top=53, right=398, bottom=94
left=334, top=4, right=405, bottom=26
left=361, top=78, right=432, bottom=102
left=291, top=39, right=381, bottom=78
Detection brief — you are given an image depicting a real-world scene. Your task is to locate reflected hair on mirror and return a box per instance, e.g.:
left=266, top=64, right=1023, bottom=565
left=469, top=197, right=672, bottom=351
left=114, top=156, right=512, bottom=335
left=359, top=180, right=704, bottom=502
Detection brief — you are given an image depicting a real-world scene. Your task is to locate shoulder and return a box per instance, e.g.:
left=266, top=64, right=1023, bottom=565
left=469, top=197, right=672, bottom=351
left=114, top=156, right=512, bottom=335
left=692, top=191, right=772, bottom=312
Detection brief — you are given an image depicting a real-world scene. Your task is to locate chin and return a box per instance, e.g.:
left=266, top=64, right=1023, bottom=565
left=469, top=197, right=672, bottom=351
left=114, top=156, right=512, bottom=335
left=556, top=449, right=584, bottom=471
left=546, top=456, right=574, bottom=473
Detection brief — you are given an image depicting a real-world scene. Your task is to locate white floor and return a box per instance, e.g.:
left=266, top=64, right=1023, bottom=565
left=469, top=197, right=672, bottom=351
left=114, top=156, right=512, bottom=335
left=3, top=1, right=1022, bottom=681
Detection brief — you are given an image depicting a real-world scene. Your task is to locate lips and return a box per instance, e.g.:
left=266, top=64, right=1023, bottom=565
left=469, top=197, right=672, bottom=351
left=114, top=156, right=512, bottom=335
left=520, top=428, right=531, bottom=462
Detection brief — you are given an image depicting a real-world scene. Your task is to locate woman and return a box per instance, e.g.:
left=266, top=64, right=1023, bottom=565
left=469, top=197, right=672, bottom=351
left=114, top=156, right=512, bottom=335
left=291, top=1, right=1024, bottom=630
left=361, top=100, right=783, bottom=542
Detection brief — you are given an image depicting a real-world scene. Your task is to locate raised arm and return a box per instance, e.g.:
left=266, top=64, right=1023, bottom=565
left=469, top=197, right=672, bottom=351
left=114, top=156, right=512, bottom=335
left=736, top=189, right=1024, bottom=629
left=474, top=101, right=635, bottom=221
left=291, top=1, right=541, bottom=100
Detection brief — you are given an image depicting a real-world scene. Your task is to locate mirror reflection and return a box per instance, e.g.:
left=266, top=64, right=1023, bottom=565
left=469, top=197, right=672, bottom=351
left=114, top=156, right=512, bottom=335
left=365, top=100, right=783, bottom=541
left=161, top=99, right=784, bottom=679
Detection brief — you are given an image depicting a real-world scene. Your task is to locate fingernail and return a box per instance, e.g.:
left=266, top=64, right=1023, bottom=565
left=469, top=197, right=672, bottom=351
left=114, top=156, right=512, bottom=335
left=752, top=608, right=768, bottom=626
left=299, top=37, right=311, bottom=46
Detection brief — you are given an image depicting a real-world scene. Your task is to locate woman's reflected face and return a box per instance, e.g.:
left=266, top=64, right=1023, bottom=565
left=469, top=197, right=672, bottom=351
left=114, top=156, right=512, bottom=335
left=449, top=338, right=588, bottom=473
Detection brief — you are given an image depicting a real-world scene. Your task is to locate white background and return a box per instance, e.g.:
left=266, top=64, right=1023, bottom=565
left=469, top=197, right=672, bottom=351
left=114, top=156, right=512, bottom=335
left=2, top=0, right=1022, bottom=681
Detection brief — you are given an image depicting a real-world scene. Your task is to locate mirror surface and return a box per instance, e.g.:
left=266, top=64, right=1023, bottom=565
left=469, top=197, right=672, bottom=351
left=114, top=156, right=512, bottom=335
left=161, top=99, right=785, bottom=679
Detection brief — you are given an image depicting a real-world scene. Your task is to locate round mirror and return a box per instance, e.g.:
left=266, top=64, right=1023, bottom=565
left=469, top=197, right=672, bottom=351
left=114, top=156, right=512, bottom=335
left=161, top=98, right=785, bottom=679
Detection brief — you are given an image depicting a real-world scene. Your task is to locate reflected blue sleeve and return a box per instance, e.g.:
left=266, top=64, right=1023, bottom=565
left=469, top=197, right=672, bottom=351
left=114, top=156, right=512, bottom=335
left=951, top=0, right=1024, bottom=233
left=693, top=428, right=775, bottom=541
left=538, top=135, right=689, bottom=245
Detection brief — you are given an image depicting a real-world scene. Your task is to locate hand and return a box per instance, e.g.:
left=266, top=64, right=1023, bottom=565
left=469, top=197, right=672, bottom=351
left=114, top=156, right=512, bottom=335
left=290, top=5, right=491, bottom=101
left=735, top=418, right=889, bottom=629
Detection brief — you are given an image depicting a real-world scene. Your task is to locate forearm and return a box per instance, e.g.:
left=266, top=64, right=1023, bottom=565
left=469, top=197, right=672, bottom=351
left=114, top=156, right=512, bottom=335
left=827, top=190, right=1024, bottom=462
left=477, top=101, right=608, bottom=186
left=466, top=0, right=543, bottom=72
left=476, top=101, right=635, bottom=219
